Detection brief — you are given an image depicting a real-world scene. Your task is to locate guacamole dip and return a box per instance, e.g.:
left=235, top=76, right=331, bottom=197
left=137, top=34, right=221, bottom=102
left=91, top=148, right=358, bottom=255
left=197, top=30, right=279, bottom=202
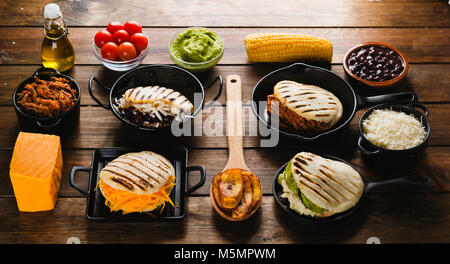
left=170, top=28, right=223, bottom=64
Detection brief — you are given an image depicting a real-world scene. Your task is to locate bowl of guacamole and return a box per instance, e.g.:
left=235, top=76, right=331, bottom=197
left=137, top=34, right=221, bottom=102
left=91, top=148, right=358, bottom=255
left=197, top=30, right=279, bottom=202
left=169, top=27, right=224, bottom=72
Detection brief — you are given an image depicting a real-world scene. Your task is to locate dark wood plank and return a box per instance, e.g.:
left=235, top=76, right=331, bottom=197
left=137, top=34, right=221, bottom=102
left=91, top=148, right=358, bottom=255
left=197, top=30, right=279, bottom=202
left=0, top=194, right=449, bottom=243
left=1, top=64, right=450, bottom=106
left=0, top=147, right=448, bottom=197
left=0, top=0, right=449, bottom=27
left=1, top=27, right=450, bottom=65
left=0, top=103, right=448, bottom=149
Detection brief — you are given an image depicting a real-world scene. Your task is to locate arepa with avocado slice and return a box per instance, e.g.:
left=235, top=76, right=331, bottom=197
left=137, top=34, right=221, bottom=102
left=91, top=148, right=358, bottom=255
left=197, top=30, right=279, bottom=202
left=278, top=152, right=364, bottom=218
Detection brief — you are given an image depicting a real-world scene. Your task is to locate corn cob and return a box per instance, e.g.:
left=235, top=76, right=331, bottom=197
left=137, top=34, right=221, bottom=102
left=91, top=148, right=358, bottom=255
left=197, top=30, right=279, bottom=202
left=244, top=33, right=333, bottom=63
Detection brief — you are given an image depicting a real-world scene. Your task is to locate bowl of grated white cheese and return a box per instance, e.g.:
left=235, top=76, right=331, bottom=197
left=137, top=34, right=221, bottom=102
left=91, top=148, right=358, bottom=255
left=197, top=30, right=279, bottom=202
left=358, top=103, right=430, bottom=166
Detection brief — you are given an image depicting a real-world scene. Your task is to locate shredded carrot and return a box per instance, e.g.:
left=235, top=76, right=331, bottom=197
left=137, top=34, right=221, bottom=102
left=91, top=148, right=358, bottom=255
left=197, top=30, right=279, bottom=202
left=98, top=176, right=175, bottom=215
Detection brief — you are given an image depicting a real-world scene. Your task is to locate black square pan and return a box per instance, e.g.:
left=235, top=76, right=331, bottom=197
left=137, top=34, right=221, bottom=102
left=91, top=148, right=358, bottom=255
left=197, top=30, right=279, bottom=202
left=69, top=147, right=205, bottom=221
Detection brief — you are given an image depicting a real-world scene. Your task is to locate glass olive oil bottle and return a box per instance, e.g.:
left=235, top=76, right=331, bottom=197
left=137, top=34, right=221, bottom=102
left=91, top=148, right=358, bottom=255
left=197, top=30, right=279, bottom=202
left=41, top=3, right=75, bottom=72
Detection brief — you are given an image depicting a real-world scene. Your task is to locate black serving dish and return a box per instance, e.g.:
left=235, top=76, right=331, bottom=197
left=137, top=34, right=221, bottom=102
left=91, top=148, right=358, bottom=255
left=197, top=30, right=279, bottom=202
left=358, top=103, right=430, bottom=167
left=12, top=67, right=81, bottom=133
left=251, top=63, right=417, bottom=143
left=69, top=147, right=206, bottom=221
left=273, top=155, right=433, bottom=224
left=88, top=64, right=222, bottom=133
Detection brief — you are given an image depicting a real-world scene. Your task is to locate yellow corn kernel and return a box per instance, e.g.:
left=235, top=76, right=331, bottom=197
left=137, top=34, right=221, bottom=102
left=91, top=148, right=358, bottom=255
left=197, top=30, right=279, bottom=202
left=244, top=33, right=333, bottom=63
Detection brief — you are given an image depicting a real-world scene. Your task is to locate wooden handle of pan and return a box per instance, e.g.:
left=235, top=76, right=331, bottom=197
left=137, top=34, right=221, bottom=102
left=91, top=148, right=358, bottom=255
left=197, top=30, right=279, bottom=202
left=224, top=75, right=248, bottom=171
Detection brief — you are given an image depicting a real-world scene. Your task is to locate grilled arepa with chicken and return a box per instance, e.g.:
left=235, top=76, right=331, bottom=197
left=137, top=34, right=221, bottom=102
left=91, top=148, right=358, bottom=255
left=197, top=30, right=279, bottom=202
left=278, top=152, right=364, bottom=218
left=115, top=86, right=194, bottom=128
left=267, top=80, right=343, bottom=133
left=98, top=151, right=176, bottom=214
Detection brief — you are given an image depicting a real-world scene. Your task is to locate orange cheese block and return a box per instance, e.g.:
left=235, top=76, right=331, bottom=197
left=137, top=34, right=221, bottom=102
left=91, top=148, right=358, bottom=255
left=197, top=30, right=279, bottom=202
left=9, top=132, right=63, bottom=212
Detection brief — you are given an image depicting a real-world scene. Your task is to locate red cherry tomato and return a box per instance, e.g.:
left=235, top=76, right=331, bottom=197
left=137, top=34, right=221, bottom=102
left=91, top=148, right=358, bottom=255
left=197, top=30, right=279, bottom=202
left=101, top=42, right=119, bottom=60
left=107, top=21, right=123, bottom=34
left=94, top=30, right=112, bottom=48
left=118, top=42, right=137, bottom=61
left=112, top=29, right=130, bottom=45
left=129, top=33, right=149, bottom=51
left=123, top=21, right=142, bottom=36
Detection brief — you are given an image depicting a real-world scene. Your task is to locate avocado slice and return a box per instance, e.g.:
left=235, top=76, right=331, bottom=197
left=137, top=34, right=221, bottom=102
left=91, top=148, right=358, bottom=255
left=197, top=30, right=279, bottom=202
left=284, top=160, right=298, bottom=195
left=278, top=160, right=298, bottom=195
left=300, top=192, right=324, bottom=214
left=279, top=159, right=324, bottom=214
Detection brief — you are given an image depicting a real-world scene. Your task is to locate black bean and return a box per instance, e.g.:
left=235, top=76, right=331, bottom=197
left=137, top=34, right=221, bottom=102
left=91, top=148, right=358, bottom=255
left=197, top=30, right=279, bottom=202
left=348, top=45, right=403, bottom=82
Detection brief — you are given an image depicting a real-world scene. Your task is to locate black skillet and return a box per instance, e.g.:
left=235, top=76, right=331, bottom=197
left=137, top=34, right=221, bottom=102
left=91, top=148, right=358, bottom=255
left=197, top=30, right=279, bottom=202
left=69, top=147, right=206, bottom=221
left=273, top=155, right=433, bottom=224
left=12, top=67, right=81, bottom=133
left=251, top=63, right=417, bottom=142
left=358, top=103, right=431, bottom=166
left=88, top=64, right=223, bottom=132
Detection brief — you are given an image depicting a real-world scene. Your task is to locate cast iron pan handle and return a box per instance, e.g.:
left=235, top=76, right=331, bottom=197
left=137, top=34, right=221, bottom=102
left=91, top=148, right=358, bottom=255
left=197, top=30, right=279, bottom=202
left=409, top=103, right=430, bottom=118
left=69, top=166, right=92, bottom=196
left=33, top=67, right=60, bottom=77
left=366, top=175, right=433, bottom=194
left=202, top=76, right=223, bottom=109
left=290, top=63, right=308, bottom=70
left=36, top=117, right=63, bottom=129
left=357, top=92, right=418, bottom=109
left=358, top=137, right=381, bottom=156
left=88, top=77, right=111, bottom=109
left=186, top=165, right=206, bottom=195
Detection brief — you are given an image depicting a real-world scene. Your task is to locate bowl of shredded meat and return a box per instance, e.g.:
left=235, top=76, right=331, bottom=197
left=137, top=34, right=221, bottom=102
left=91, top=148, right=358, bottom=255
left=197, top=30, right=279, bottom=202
left=13, top=67, right=81, bottom=132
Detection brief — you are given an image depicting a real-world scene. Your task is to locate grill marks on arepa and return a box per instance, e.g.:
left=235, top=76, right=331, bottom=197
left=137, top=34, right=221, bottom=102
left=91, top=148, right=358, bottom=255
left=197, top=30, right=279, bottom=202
left=99, top=151, right=174, bottom=194
left=124, top=86, right=193, bottom=113
left=274, top=81, right=342, bottom=124
left=292, top=152, right=363, bottom=211
left=273, top=81, right=343, bottom=130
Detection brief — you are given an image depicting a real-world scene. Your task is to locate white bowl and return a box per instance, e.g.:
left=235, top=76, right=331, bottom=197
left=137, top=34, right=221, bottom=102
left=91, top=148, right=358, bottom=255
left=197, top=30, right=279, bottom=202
left=93, top=33, right=149, bottom=71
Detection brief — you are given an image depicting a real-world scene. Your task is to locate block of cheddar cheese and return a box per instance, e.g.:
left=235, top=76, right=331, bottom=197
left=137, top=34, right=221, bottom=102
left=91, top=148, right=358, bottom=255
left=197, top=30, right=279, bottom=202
left=9, top=132, right=63, bottom=212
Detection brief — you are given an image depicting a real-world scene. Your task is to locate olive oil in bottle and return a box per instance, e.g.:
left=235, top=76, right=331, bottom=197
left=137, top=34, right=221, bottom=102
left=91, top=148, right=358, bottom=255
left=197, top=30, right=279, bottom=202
left=41, top=3, right=75, bottom=72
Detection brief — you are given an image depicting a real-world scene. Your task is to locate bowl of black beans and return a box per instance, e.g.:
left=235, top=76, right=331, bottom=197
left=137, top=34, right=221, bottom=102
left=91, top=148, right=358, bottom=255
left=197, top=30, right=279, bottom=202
left=343, top=42, right=409, bottom=89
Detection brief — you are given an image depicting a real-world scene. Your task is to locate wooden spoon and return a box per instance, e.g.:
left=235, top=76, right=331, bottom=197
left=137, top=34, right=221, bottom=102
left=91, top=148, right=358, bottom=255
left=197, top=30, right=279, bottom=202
left=210, top=75, right=262, bottom=221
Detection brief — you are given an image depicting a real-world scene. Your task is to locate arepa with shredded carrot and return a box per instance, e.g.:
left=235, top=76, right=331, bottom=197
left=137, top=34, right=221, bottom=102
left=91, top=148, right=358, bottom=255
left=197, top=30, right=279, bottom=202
left=98, top=151, right=176, bottom=214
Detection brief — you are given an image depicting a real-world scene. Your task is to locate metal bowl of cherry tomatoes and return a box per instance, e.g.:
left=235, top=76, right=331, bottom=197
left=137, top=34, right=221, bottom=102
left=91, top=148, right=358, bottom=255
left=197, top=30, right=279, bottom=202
left=93, top=21, right=149, bottom=71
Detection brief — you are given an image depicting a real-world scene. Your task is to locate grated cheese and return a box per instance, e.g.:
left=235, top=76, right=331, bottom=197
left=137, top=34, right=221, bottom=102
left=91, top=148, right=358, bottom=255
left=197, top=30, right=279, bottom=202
left=362, top=109, right=426, bottom=150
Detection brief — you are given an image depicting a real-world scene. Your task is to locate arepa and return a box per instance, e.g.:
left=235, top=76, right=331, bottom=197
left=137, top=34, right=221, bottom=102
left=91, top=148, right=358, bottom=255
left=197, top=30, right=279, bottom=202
left=98, top=151, right=176, bottom=214
left=278, top=152, right=364, bottom=218
left=124, top=86, right=193, bottom=114
left=291, top=152, right=363, bottom=216
left=267, top=80, right=343, bottom=133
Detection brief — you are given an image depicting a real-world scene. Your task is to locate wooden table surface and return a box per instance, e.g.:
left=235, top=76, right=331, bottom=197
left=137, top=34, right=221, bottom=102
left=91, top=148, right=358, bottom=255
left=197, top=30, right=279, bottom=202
left=0, top=0, right=449, bottom=244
